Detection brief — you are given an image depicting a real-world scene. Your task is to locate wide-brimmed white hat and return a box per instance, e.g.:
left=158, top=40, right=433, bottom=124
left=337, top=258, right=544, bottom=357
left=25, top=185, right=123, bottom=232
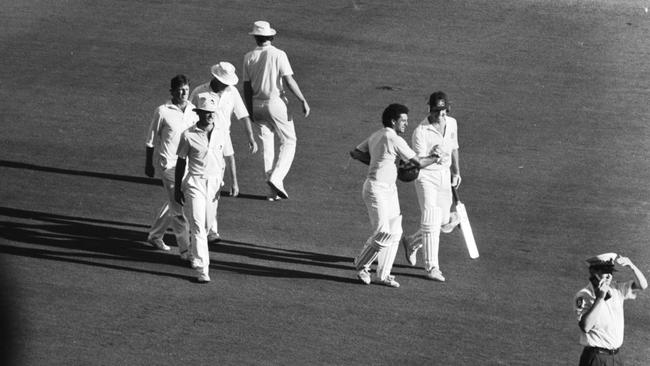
left=193, top=93, right=218, bottom=113
left=210, top=62, right=238, bottom=86
left=249, top=20, right=276, bottom=36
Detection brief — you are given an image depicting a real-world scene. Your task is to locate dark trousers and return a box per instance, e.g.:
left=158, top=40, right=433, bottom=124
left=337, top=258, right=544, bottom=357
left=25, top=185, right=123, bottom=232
left=579, top=347, right=623, bottom=366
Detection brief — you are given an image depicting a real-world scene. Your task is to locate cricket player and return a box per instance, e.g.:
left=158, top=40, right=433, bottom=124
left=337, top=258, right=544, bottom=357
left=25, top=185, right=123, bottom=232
left=243, top=20, right=310, bottom=201
left=575, top=252, right=647, bottom=366
left=189, top=62, right=258, bottom=242
left=401, top=91, right=461, bottom=282
left=144, top=74, right=196, bottom=258
left=350, top=103, right=439, bottom=288
left=174, top=94, right=228, bottom=283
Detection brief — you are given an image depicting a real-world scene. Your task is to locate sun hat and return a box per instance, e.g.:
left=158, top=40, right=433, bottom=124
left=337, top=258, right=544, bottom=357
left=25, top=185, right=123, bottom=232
left=249, top=20, right=276, bottom=36
left=210, top=62, right=238, bottom=86
left=193, top=93, right=218, bottom=113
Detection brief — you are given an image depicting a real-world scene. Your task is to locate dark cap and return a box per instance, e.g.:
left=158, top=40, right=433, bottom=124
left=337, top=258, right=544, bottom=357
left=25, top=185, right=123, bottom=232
left=586, top=252, right=618, bottom=273
left=428, top=91, right=449, bottom=111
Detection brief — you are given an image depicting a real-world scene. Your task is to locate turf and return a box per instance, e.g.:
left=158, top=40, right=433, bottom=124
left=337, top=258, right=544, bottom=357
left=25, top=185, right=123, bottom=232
left=1, top=0, right=649, bottom=365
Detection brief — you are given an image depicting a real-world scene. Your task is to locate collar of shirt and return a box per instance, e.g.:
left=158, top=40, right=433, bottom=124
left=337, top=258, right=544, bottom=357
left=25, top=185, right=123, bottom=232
left=420, top=116, right=447, bottom=134
left=163, top=100, right=185, bottom=111
left=383, top=127, right=397, bottom=136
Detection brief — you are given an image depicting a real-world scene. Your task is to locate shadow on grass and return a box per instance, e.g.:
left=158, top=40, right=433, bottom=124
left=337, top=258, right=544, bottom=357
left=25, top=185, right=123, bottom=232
left=0, top=207, right=356, bottom=284
left=0, top=160, right=268, bottom=200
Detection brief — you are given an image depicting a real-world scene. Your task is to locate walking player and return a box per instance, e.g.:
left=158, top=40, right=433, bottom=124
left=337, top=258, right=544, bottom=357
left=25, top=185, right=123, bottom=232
left=575, top=252, right=647, bottom=365
left=243, top=20, right=310, bottom=200
left=401, top=91, right=461, bottom=282
left=189, top=62, right=257, bottom=242
left=350, top=104, right=439, bottom=288
left=174, top=94, right=228, bottom=283
left=144, top=74, right=196, bottom=257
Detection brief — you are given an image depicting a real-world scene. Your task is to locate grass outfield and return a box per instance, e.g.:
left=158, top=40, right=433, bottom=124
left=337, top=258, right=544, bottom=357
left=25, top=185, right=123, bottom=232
left=1, top=0, right=649, bottom=365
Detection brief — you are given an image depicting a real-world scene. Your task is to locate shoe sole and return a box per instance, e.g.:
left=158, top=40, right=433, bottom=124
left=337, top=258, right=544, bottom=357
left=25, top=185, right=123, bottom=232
left=267, top=181, right=289, bottom=199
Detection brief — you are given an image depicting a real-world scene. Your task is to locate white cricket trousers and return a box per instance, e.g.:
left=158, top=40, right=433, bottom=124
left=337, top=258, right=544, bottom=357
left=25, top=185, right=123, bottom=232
left=182, top=175, right=221, bottom=276
left=411, top=169, right=452, bottom=271
left=148, top=166, right=190, bottom=254
left=253, top=96, right=297, bottom=185
left=357, top=179, right=402, bottom=281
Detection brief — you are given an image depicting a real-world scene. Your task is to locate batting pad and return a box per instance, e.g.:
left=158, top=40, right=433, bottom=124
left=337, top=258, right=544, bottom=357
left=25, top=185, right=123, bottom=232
left=354, top=242, right=380, bottom=270
left=376, top=241, right=400, bottom=281
left=420, top=207, right=442, bottom=233
left=422, top=231, right=440, bottom=271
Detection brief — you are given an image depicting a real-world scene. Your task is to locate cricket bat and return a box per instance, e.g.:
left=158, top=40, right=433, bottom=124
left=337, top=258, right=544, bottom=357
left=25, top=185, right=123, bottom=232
left=452, top=187, right=479, bottom=259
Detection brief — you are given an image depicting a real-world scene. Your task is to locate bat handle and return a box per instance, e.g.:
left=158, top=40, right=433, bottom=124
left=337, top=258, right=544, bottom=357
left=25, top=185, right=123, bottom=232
left=452, top=186, right=459, bottom=203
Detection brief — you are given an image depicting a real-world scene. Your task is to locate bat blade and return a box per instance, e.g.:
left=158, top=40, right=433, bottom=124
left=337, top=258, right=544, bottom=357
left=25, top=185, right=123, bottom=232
left=455, top=201, right=479, bottom=259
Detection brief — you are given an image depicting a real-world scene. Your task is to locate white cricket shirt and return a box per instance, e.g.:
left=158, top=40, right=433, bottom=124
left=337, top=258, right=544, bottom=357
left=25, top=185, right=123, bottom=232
left=412, top=115, right=458, bottom=173
left=145, top=101, right=198, bottom=169
left=356, top=127, right=416, bottom=184
left=242, top=44, right=293, bottom=100
left=176, top=124, right=227, bottom=178
left=574, top=280, right=637, bottom=349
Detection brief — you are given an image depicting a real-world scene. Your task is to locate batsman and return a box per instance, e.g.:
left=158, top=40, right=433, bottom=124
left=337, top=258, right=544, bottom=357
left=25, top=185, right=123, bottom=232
left=401, top=91, right=461, bottom=282
left=350, top=103, right=439, bottom=288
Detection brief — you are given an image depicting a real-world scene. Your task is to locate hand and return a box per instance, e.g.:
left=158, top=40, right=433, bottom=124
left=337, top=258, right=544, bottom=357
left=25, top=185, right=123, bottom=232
left=249, top=140, right=258, bottom=154
left=174, top=189, right=185, bottom=206
left=451, top=174, right=462, bottom=188
left=596, top=275, right=612, bottom=299
left=616, top=255, right=632, bottom=267
left=431, top=145, right=443, bottom=158
left=302, top=100, right=311, bottom=118
left=230, top=184, right=239, bottom=197
left=145, top=164, right=155, bottom=178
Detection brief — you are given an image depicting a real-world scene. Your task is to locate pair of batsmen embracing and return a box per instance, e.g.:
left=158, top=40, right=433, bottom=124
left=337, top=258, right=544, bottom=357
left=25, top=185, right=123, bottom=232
left=350, top=92, right=461, bottom=288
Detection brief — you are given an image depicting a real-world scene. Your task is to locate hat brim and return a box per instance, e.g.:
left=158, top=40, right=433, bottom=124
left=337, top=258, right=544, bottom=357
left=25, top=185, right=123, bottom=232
left=194, top=107, right=218, bottom=113
left=217, top=75, right=238, bottom=86
left=249, top=30, right=276, bottom=36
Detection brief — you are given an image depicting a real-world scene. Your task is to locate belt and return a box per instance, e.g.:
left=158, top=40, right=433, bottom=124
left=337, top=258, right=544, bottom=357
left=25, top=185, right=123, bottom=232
left=586, top=346, right=619, bottom=355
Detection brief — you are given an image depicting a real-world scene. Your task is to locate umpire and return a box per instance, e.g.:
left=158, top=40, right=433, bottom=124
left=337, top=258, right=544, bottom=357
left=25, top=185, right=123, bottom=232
left=574, top=252, right=647, bottom=365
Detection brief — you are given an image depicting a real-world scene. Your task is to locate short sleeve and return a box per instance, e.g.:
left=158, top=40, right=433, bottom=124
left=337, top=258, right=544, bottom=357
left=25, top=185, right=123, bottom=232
left=231, top=88, right=249, bottom=120
left=449, top=117, right=459, bottom=150
left=176, top=133, right=189, bottom=159
left=145, top=107, right=162, bottom=148
left=223, top=134, right=234, bottom=157
left=574, top=290, right=593, bottom=321
left=614, top=280, right=638, bottom=300
left=394, top=135, right=417, bottom=162
left=411, top=127, right=427, bottom=156
left=278, top=51, right=294, bottom=77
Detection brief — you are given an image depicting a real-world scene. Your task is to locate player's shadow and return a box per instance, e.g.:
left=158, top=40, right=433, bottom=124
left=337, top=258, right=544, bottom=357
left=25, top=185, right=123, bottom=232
left=0, top=160, right=268, bottom=200
left=0, top=207, right=357, bottom=284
